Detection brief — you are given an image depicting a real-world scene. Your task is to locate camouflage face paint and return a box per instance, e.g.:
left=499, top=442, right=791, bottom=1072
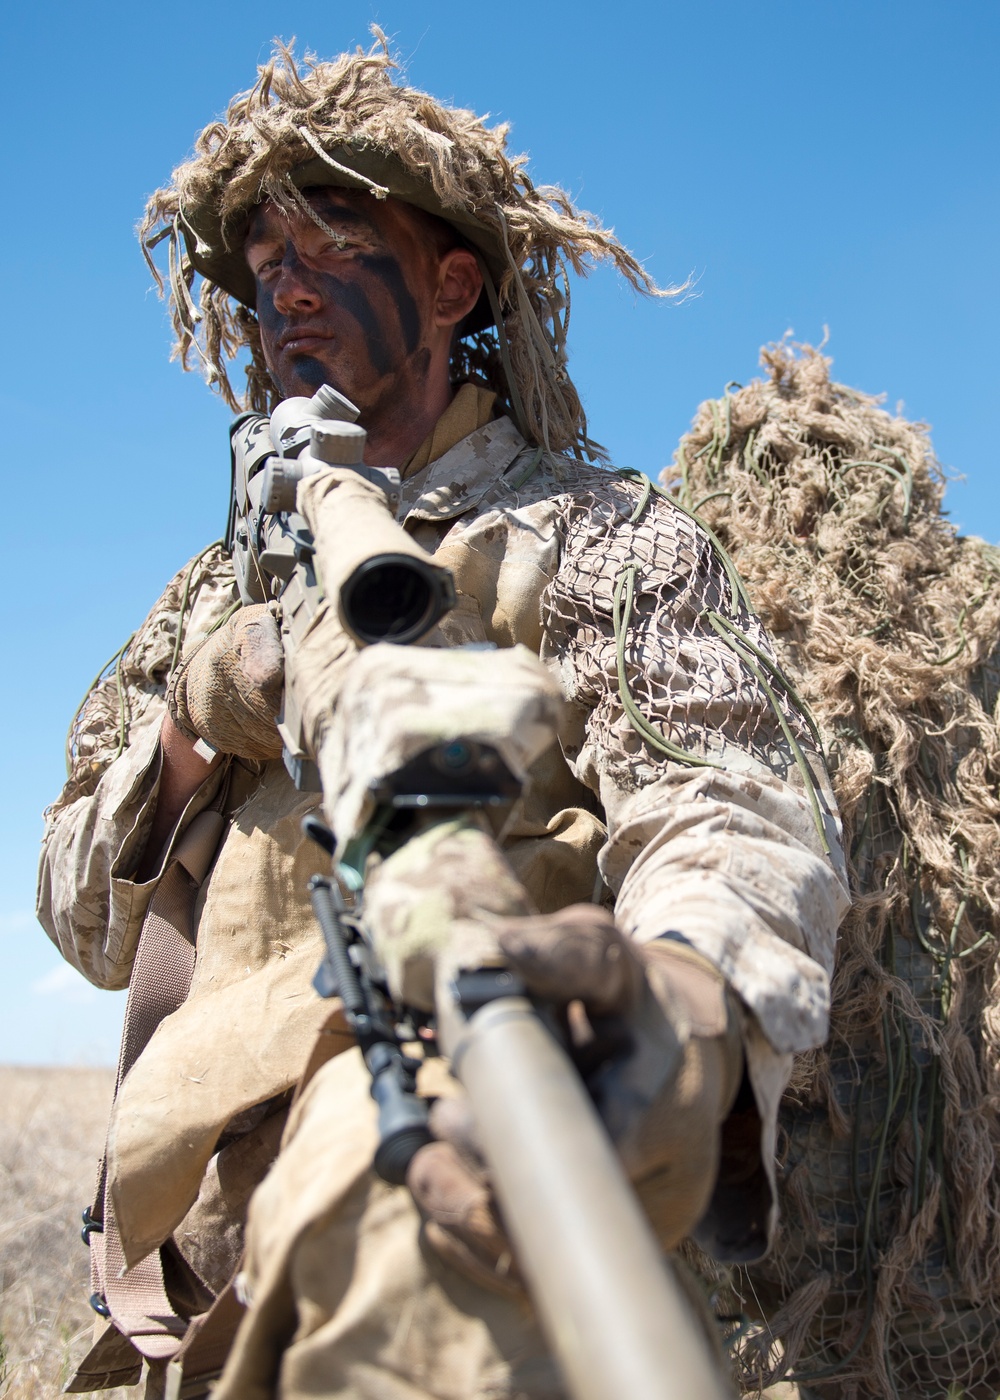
left=246, top=189, right=440, bottom=415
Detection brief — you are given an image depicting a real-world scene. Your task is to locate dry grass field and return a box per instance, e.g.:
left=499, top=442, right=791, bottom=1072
left=0, top=1064, right=805, bottom=1400
left=0, top=1066, right=142, bottom=1399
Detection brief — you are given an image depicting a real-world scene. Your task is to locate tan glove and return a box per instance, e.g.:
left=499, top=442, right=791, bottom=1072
left=166, top=604, right=285, bottom=761
left=406, top=906, right=746, bottom=1290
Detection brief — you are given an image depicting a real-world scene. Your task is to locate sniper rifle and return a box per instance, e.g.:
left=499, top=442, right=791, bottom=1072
left=226, top=386, right=732, bottom=1400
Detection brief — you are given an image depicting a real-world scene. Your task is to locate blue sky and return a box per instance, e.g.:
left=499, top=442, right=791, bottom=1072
left=2, top=0, right=998, bottom=1064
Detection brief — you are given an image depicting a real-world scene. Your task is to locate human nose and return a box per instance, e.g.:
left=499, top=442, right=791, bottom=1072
left=271, top=250, right=324, bottom=316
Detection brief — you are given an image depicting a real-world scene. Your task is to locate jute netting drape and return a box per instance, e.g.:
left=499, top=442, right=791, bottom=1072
left=667, top=344, right=1000, bottom=1400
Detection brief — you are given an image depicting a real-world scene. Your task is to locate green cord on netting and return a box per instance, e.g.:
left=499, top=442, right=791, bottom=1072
left=168, top=539, right=226, bottom=677
left=916, top=1053, right=938, bottom=1216
left=208, top=599, right=242, bottom=635
left=873, top=443, right=916, bottom=518
left=741, top=427, right=770, bottom=488
left=860, top=1007, right=907, bottom=1259
left=112, top=641, right=134, bottom=762
left=880, top=924, right=942, bottom=1230
left=613, top=569, right=830, bottom=850
left=690, top=490, right=733, bottom=516
left=931, top=587, right=990, bottom=667
left=614, top=467, right=753, bottom=616
left=910, top=1053, right=927, bottom=1213
left=850, top=765, right=878, bottom=863
left=619, top=468, right=653, bottom=524
left=839, top=457, right=912, bottom=522
left=612, top=566, right=719, bottom=769
left=703, top=611, right=830, bottom=853
left=704, top=606, right=824, bottom=755
left=65, top=635, right=135, bottom=776
left=933, top=1070, right=956, bottom=1269
left=908, top=843, right=992, bottom=987
left=790, top=1266, right=877, bottom=1384
left=691, top=395, right=733, bottom=481
left=676, top=444, right=692, bottom=509
left=796, top=1018, right=915, bottom=1388
left=670, top=470, right=826, bottom=754
left=610, top=467, right=830, bottom=846
left=848, top=863, right=959, bottom=1282
left=713, top=393, right=733, bottom=480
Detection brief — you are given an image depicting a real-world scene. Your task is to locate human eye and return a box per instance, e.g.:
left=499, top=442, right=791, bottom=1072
left=309, top=226, right=369, bottom=259
left=248, top=244, right=284, bottom=280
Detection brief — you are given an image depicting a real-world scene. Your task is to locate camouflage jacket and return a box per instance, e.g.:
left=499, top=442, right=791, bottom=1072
left=37, top=412, right=849, bottom=1269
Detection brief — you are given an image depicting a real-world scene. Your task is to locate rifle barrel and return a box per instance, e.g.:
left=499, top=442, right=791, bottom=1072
left=449, top=997, right=732, bottom=1400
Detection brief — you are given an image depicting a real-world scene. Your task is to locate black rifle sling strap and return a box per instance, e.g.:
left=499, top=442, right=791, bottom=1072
left=82, top=808, right=226, bottom=1371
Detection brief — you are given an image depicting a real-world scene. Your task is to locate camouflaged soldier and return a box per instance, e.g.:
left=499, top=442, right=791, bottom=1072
left=37, top=38, right=849, bottom=1399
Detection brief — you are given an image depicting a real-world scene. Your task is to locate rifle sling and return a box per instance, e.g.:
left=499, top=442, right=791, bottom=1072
left=75, top=808, right=226, bottom=1381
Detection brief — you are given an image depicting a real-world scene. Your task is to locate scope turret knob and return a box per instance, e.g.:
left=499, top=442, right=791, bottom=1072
left=311, top=421, right=367, bottom=466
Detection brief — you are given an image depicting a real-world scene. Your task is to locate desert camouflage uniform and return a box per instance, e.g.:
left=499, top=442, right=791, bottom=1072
left=38, top=390, right=849, bottom=1393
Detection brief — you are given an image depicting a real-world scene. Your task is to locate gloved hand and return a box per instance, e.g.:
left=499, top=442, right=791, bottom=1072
left=166, top=603, right=285, bottom=761
left=406, top=905, right=745, bottom=1291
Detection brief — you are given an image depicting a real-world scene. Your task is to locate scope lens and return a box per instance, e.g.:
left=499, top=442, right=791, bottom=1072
left=341, top=560, right=437, bottom=644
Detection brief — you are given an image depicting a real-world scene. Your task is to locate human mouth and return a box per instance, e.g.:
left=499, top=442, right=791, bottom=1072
left=278, top=326, right=334, bottom=355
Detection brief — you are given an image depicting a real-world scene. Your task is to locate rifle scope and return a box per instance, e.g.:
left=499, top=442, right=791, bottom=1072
left=338, top=553, right=455, bottom=646
left=306, top=416, right=455, bottom=646
left=261, top=387, right=456, bottom=647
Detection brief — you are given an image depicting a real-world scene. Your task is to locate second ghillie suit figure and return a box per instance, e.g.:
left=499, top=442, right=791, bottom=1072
left=671, top=345, right=1000, bottom=1400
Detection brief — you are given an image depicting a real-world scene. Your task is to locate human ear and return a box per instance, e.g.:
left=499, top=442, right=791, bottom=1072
left=434, top=247, right=484, bottom=328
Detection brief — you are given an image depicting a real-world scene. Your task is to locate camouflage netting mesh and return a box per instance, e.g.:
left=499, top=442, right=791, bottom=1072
left=664, top=344, right=1000, bottom=1399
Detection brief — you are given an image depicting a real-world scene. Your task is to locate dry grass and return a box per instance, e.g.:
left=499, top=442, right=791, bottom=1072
left=0, top=1064, right=806, bottom=1400
left=0, top=1066, right=143, bottom=1399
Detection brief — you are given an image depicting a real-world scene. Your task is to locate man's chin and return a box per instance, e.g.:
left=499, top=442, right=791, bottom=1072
left=281, top=354, right=339, bottom=398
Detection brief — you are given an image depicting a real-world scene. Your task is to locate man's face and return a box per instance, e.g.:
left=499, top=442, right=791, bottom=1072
left=244, top=188, right=451, bottom=411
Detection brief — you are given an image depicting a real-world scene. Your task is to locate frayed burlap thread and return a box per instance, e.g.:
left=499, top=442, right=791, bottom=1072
left=667, top=343, right=1000, bottom=1399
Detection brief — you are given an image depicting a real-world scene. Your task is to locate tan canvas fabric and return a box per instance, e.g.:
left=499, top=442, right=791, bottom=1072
left=174, top=1107, right=288, bottom=1297
left=215, top=1049, right=565, bottom=1400
left=37, top=544, right=234, bottom=989
left=38, top=408, right=847, bottom=1388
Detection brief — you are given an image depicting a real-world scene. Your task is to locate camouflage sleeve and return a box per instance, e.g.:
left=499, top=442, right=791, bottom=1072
left=541, top=478, right=850, bottom=1057
left=36, top=544, right=236, bottom=990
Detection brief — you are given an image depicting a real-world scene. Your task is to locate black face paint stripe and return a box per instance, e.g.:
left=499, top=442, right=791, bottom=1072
left=246, top=193, right=381, bottom=251
left=330, top=276, right=397, bottom=377
left=301, top=190, right=382, bottom=239
left=250, top=211, right=429, bottom=399
left=254, top=280, right=282, bottom=340
left=359, top=253, right=421, bottom=356
left=264, top=243, right=420, bottom=380
left=292, top=355, right=332, bottom=390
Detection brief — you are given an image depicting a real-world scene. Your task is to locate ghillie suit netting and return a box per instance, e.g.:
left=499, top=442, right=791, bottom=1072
left=665, top=344, right=1000, bottom=1399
